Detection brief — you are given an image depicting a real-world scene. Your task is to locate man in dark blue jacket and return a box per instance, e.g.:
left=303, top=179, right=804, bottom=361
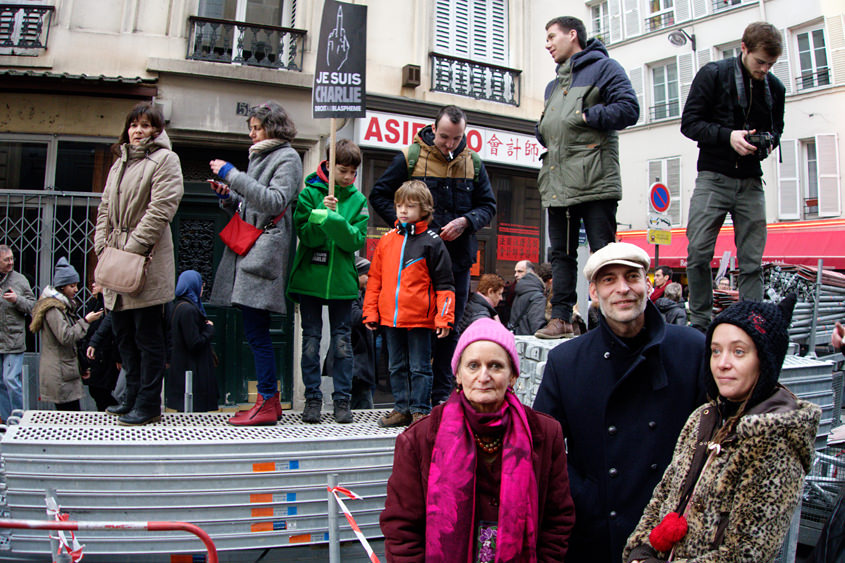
left=682, top=22, right=785, bottom=331
left=534, top=242, right=705, bottom=563
left=370, top=105, right=496, bottom=404
left=534, top=16, right=639, bottom=340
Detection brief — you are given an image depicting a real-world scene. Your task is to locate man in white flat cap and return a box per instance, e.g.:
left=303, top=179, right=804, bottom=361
left=534, top=242, right=705, bottom=563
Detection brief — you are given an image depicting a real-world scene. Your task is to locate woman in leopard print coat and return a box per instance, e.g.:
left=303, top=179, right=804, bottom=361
left=625, top=295, right=820, bottom=563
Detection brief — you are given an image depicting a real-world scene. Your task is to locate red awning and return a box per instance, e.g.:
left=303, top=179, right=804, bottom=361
left=617, top=219, right=845, bottom=269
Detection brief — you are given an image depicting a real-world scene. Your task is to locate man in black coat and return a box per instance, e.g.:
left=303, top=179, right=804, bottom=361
left=534, top=243, right=705, bottom=563
left=682, top=22, right=785, bottom=331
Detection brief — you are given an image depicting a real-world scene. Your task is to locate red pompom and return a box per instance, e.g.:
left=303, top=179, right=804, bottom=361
left=649, top=512, right=688, bottom=552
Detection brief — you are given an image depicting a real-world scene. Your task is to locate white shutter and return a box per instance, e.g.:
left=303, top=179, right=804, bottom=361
left=828, top=15, right=845, bottom=85
left=629, top=66, right=645, bottom=125
left=623, top=0, right=640, bottom=38
left=777, top=139, right=801, bottom=220
left=434, top=0, right=506, bottom=64
left=470, top=0, right=489, bottom=61
left=697, top=48, right=712, bottom=71
left=667, top=157, right=682, bottom=226
left=454, top=0, right=470, bottom=57
left=771, top=28, right=793, bottom=95
left=692, top=0, right=707, bottom=19
left=675, top=0, right=691, bottom=23
left=678, top=52, right=695, bottom=110
left=610, top=0, right=623, bottom=44
left=434, top=0, right=452, bottom=53
left=816, top=134, right=841, bottom=217
left=489, top=0, right=506, bottom=63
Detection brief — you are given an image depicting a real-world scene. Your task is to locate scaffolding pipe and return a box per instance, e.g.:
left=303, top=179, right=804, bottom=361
left=0, top=519, right=218, bottom=563
left=184, top=371, right=193, bottom=414
left=328, top=473, right=340, bottom=563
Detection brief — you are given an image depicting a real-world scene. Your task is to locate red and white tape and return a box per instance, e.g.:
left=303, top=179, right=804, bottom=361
left=327, top=485, right=380, bottom=563
left=46, top=499, right=84, bottom=562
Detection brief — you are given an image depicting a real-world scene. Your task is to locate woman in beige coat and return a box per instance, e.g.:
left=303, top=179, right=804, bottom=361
left=94, top=102, right=183, bottom=425
left=30, top=258, right=103, bottom=410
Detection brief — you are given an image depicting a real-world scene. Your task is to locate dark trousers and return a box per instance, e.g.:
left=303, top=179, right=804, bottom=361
left=431, top=266, right=470, bottom=404
left=548, top=201, right=617, bottom=321
left=111, top=305, right=166, bottom=414
left=88, top=386, right=118, bottom=412
left=241, top=305, right=277, bottom=398
left=55, top=400, right=80, bottom=411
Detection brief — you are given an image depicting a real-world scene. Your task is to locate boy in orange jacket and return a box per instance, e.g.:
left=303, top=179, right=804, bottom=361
left=363, top=180, right=455, bottom=427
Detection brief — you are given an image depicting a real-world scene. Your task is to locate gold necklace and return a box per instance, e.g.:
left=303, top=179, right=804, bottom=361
left=473, top=432, right=503, bottom=454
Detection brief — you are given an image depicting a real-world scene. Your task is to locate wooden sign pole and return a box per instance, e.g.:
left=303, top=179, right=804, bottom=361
left=327, top=117, right=337, bottom=198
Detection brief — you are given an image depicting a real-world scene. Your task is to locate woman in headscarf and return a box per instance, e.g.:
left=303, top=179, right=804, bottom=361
left=166, top=270, right=218, bottom=412
left=380, top=318, right=575, bottom=561
left=30, top=258, right=103, bottom=411
left=625, top=295, right=820, bottom=563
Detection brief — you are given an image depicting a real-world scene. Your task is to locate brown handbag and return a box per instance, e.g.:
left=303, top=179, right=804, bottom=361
left=94, top=246, right=150, bottom=296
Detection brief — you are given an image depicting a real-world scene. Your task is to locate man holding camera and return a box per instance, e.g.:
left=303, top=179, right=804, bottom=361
left=682, top=22, right=785, bottom=331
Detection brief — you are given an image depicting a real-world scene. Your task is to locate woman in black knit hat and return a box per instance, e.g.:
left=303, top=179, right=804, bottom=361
left=624, top=295, right=821, bottom=563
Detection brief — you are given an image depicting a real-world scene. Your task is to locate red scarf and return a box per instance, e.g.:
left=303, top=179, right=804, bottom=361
left=425, top=390, right=538, bottom=562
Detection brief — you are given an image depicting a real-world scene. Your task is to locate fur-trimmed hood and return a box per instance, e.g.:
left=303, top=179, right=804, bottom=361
left=29, top=287, right=74, bottom=333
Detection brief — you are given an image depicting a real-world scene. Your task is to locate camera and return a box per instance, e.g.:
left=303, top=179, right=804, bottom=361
left=745, top=132, right=775, bottom=155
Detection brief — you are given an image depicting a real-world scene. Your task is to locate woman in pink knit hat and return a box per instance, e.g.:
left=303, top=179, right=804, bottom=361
left=380, top=318, right=575, bottom=562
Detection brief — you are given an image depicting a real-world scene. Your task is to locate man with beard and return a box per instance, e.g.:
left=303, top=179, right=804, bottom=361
left=534, top=243, right=704, bottom=563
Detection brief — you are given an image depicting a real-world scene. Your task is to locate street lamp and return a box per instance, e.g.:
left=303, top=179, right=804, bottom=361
left=667, top=28, right=696, bottom=52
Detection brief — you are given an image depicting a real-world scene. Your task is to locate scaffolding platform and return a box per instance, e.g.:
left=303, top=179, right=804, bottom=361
left=0, top=410, right=400, bottom=562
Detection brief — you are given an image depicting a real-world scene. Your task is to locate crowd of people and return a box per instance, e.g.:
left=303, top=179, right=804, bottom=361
left=0, top=11, right=825, bottom=561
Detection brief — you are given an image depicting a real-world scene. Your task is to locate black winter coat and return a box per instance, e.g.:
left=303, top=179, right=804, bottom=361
left=533, top=302, right=705, bottom=563
left=654, top=297, right=687, bottom=326
left=509, top=273, right=547, bottom=336
left=456, top=292, right=498, bottom=334
left=165, top=298, right=218, bottom=412
left=80, top=297, right=120, bottom=391
left=681, top=56, right=785, bottom=178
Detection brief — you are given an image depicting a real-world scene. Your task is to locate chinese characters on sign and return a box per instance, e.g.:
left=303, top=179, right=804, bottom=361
left=356, top=111, right=543, bottom=170
left=497, top=223, right=540, bottom=263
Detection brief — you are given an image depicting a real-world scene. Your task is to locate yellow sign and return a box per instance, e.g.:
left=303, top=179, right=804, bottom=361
left=648, top=229, right=672, bottom=245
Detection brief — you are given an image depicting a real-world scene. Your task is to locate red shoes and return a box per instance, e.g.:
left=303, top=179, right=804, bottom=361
left=227, top=393, right=283, bottom=426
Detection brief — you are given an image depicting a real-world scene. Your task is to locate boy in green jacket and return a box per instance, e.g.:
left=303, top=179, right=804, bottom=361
left=288, top=140, right=369, bottom=424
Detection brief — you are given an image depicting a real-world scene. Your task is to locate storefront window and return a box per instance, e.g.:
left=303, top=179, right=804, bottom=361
left=56, top=141, right=113, bottom=192
left=0, top=141, right=47, bottom=190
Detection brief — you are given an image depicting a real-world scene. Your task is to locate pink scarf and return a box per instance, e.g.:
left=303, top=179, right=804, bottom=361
left=425, top=390, right=538, bottom=562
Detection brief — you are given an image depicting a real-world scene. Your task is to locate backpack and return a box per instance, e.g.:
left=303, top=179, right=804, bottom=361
left=405, top=142, right=482, bottom=181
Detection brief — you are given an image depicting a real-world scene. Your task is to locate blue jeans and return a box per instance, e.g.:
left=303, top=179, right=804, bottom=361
left=0, top=352, right=23, bottom=419
left=241, top=306, right=277, bottom=399
left=300, top=296, right=353, bottom=401
left=431, top=266, right=470, bottom=404
left=384, top=326, right=433, bottom=415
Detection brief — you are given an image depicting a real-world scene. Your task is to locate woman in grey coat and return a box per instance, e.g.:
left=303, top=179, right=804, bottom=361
left=209, top=102, right=303, bottom=426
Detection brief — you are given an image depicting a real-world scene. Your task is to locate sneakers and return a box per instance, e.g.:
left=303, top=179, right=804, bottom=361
left=378, top=410, right=412, bottom=428
left=333, top=399, right=353, bottom=424
left=411, top=412, right=427, bottom=424
left=535, top=318, right=575, bottom=339
left=302, top=398, right=322, bottom=424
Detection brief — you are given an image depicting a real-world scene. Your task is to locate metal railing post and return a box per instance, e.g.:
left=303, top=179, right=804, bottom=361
left=184, top=371, right=193, bottom=413
left=328, top=473, right=340, bottom=563
left=807, top=259, right=823, bottom=359
left=21, top=365, right=30, bottom=412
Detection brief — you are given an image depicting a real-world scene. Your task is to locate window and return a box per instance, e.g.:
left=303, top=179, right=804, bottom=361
left=591, top=2, right=610, bottom=43
left=0, top=136, right=112, bottom=192
left=434, top=0, right=508, bottom=65
left=720, top=43, right=741, bottom=60
left=651, top=61, right=680, bottom=121
left=795, top=26, right=830, bottom=91
left=779, top=135, right=841, bottom=219
left=647, top=157, right=682, bottom=226
left=645, top=0, right=674, bottom=32
left=713, top=0, right=741, bottom=12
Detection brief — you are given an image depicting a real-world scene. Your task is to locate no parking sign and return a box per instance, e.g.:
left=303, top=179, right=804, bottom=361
left=649, top=182, right=670, bottom=213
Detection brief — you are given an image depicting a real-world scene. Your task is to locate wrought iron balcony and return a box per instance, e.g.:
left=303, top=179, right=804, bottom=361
left=649, top=101, right=680, bottom=121
left=187, top=16, right=306, bottom=71
left=796, top=68, right=831, bottom=92
left=644, top=11, right=675, bottom=33
left=430, top=53, right=520, bottom=106
left=0, top=4, right=54, bottom=55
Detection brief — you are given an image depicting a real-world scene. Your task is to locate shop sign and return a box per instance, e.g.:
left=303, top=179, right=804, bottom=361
left=312, top=0, right=367, bottom=118
left=356, top=111, right=543, bottom=170
left=497, top=223, right=540, bottom=262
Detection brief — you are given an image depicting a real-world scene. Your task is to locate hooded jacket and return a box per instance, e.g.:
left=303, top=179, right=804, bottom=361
left=362, top=219, right=455, bottom=330
left=456, top=292, right=498, bottom=334
left=536, top=39, right=639, bottom=208
left=0, top=270, right=35, bottom=354
left=533, top=302, right=705, bottom=563
left=94, top=131, right=184, bottom=311
left=29, top=288, right=89, bottom=404
left=369, top=126, right=496, bottom=270
left=654, top=297, right=687, bottom=326
left=624, top=387, right=819, bottom=562
left=287, top=161, right=368, bottom=301
left=509, top=272, right=547, bottom=336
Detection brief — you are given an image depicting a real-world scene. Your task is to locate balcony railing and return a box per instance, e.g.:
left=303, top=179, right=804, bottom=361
left=796, top=68, right=831, bottom=92
left=712, top=0, right=742, bottom=11
left=650, top=101, right=680, bottom=121
left=644, top=11, right=675, bottom=33
left=592, top=27, right=610, bottom=45
left=430, top=53, right=520, bottom=106
left=187, top=16, right=306, bottom=71
left=0, top=4, right=54, bottom=55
